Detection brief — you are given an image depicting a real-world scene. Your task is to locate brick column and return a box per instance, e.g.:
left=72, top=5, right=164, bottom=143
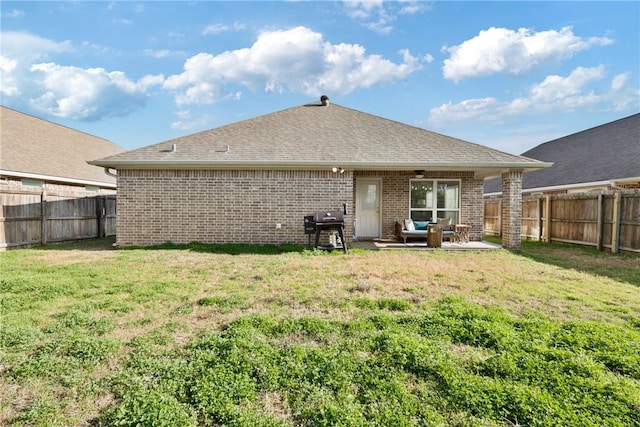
left=501, top=169, right=523, bottom=251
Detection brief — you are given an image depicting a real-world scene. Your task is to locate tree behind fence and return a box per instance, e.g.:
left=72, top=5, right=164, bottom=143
left=484, top=190, right=640, bottom=253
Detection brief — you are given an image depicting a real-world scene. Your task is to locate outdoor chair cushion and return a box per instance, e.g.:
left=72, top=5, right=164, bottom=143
left=413, top=220, right=430, bottom=230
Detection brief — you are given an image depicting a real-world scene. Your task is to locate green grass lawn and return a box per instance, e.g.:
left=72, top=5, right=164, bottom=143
left=1, top=238, right=639, bottom=426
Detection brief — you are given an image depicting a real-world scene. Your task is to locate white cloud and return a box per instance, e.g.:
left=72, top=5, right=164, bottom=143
left=428, top=65, right=637, bottom=125
left=0, top=31, right=163, bottom=121
left=202, top=21, right=245, bottom=36
left=442, top=26, right=613, bottom=82
left=164, top=26, right=424, bottom=106
left=343, top=1, right=385, bottom=20
left=6, top=9, right=25, bottom=18
left=529, top=65, right=605, bottom=103
left=0, top=31, right=72, bottom=62
left=170, top=110, right=216, bottom=130
left=81, top=41, right=119, bottom=56
left=611, top=72, right=629, bottom=92
left=203, top=23, right=230, bottom=35
left=28, top=63, right=153, bottom=120
left=343, top=0, right=427, bottom=34
left=399, top=0, right=430, bottom=15
left=0, top=55, right=19, bottom=96
left=138, top=73, right=165, bottom=90
left=142, top=48, right=184, bottom=58
left=609, top=72, right=638, bottom=110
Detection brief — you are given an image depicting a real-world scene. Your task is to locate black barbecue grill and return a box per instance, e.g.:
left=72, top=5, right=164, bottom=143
left=305, top=209, right=348, bottom=253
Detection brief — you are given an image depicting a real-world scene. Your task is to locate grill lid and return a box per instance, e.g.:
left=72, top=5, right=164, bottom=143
left=314, top=210, right=344, bottom=223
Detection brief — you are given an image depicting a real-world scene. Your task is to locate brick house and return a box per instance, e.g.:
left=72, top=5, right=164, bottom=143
left=90, top=97, right=550, bottom=250
left=1, top=106, right=125, bottom=248
left=1, top=105, right=123, bottom=193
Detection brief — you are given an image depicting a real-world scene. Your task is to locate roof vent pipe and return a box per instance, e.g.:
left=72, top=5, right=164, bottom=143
left=170, top=143, right=177, bottom=153
left=320, top=95, right=330, bottom=106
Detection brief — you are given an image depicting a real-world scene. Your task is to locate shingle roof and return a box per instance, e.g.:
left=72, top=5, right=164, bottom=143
left=1, top=106, right=125, bottom=187
left=90, top=99, right=549, bottom=177
left=484, top=113, right=640, bottom=193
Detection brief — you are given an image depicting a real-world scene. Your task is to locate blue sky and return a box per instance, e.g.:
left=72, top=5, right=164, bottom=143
left=1, top=1, right=638, bottom=154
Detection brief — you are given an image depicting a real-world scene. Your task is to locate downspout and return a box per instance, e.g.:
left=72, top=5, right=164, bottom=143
left=103, top=167, right=118, bottom=178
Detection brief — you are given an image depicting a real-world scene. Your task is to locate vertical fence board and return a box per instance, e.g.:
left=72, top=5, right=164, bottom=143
left=611, top=192, right=621, bottom=253
left=596, top=194, right=603, bottom=251
left=483, top=198, right=501, bottom=236
left=620, top=193, right=640, bottom=251
left=104, top=195, right=117, bottom=236
left=544, top=195, right=551, bottom=243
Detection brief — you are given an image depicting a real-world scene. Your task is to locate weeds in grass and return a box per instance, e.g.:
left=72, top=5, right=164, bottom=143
left=98, top=298, right=640, bottom=426
left=1, top=238, right=639, bottom=425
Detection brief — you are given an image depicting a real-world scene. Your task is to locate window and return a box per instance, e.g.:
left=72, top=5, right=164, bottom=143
left=410, top=179, right=460, bottom=223
left=21, top=179, right=43, bottom=188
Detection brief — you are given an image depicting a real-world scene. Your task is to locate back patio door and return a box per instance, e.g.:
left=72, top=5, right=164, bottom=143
left=355, top=179, right=381, bottom=239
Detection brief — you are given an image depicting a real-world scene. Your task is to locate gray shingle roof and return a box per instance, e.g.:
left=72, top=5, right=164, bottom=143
left=484, top=113, right=640, bottom=193
left=1, top=106, right=124, bottom=186
left=90, top=99, right=549, bottom=176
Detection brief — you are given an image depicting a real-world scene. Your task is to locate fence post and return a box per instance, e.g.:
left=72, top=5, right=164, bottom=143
left=596, top=193, right=604, bottom=251
left=40, top=188, right=48, bottom=245
left=96, top=196, right=105, bottom=238
left=544, top=195, right=551, bottom=243
left=536, top=196, right=543, bottom=241
left=498, top=199, right=502, bottom=237
left=611, top=191, right=622, bottom=253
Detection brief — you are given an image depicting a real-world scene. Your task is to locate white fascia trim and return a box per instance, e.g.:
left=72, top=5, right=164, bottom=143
left=0, top=169, right=117, bottom=189
left=87, top=160, right=553, bottom=172
left=486, top=177, right=640, bottom=196
left=611, top=176, right=640, bottom=185
left=524, top=180, right=630, bottom=194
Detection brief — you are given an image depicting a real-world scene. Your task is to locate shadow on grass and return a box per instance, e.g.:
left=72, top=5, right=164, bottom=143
left=26, top=237, right=349, bottom=256
left=142, top=240, right=309, bottom=255
left=30, top=236, right=117, bottom=251
left=486, top=236, right=640, bottom=287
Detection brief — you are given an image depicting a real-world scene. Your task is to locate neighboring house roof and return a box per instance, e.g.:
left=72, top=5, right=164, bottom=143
left=484, top=113, right=640, bottom=194
left=90, top=99, right=550, bottom=178
left=1, top=106, right=124, bottom=188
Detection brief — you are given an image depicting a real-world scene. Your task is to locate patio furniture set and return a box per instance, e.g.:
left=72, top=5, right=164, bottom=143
left=395, top=219, right=471, bottom=247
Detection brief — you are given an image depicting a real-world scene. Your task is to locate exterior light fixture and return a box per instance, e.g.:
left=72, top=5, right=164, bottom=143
left=332, top=167, right=345, bottom=174
left=415, top=170, right=425, bottom=179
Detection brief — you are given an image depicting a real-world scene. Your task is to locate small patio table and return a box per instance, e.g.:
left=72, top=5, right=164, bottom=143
left=454, top=224, right=471, bottom=243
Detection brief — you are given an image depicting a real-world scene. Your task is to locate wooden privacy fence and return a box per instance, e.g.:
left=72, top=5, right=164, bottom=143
left=0, top=188, right=116, bottom=249
left=484, top=190, right=640, bottom=253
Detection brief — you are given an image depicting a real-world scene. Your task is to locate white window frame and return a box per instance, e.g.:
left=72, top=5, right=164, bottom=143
left=21, top=178, right=43, bottom=188
left=409, top=179, right=461, bottom=223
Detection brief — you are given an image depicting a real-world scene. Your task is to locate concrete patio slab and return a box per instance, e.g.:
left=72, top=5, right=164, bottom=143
left=350, top=239, right=502, bottom=251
